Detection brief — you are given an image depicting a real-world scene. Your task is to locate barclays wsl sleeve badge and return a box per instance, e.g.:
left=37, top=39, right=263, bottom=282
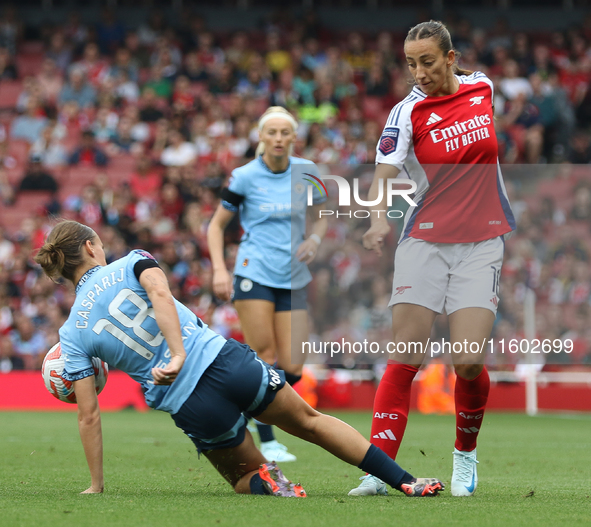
left=378, top=127, right=400, bottom=156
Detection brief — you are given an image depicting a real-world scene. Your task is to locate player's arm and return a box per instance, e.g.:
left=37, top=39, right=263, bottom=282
left=73, top=375, right=103, bottom=494
left=207, top=203, right=238, bottom=302
left=297, top=204, right=328, bottom=264
left=362, top=163, right=401, bottom=256
left=139, top=266, right=186, bottom=385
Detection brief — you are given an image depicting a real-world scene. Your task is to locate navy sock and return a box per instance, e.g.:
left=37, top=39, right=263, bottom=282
left=249, top=473, right=269, bottom=495
left=257, top=423, right=276, bottom=443
left=358, top=444, right=414, bottom=490
left=285, top=372, right=302, bottom=386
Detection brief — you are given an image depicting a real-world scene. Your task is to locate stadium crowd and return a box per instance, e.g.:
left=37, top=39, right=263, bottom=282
left=1, top=6, right=591, bottom=372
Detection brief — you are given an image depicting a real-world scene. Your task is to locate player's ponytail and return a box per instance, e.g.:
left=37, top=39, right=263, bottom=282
left=256, top=106, right=298, bottom=157
left=405, top=20, right=473, bottom=77
left=35, top=220, right=97, bottom=282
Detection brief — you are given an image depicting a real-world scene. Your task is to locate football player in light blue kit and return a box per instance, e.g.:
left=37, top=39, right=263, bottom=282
left=208, top=106, right=327, bottom=462
left=34, top=220, right=444, bottom=497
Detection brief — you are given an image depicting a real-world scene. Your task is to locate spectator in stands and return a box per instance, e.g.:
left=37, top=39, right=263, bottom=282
left=196, top=32, right=225, bottom=73
left=92, top=106, right=118, bottom=143
left=96, top=9, right=126, bottom=55
left=68, top=130, right=108, bottom=167
left=122, top=30, right=149, bottom=68
left=265, top=32, right=291, bottom=76
left=11, top=97, right=48, bottom=144
left=208, top=62, right=238, bottom=95
left=0, top=6, right=22, bottom=56
left=500, top=59, right=533, bottom=100
left=138, top=87, right=165, bottom=123
left=143, top=64, right=173, bottom=99
left=344, top=32, right=373, bottom=76
left=570, top=184, right=591, bottom=221
left=302, top=37, right=326, bottom=72
left=180, top=51, right=209, bottom=82
left=501, top=92, right=544, bottom=163
left=365, top=60, right=390, bottom=97
left=36, top=58, right=64, bottom=105
left=122, top=105, right=150, bottom=143
left=0, top=46, right=17, bottom=79
left=161, top=129, right=196, bottom=167
left=107, top=116, right=139, bottom=155
left=236, top=65, right=271, bottom=98
left=30, top=121, right=68, bottom=168
left=108, top=46, right=139, bottom=83
left=16, top=76, right=43, bottom=113
left=63, top=12, right=89, bottom=52
left=128, top=156, right=162, bottom=202
left=316, top=46, right=353, bottom=86
left=172, top=75, right=195, bottom=112
left=75, top=42, right=110, bottom=87
left=568, top=129, right=591, bottom=164
left=59, top=67, right=97, bottom=108
left=46, top=31, right=72, bottom=74
left=224, top=31, right=255, bottom=75
left=8, top=313, right=47, bottom=370
left=0, top=167, right=15, bottom=205
left=137, top=9, right=166, bottom=48
left=18, top=153, right=59, bottom=193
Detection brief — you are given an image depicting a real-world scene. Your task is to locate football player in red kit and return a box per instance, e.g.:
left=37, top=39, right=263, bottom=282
left=348, top=20, right=515, bottom=498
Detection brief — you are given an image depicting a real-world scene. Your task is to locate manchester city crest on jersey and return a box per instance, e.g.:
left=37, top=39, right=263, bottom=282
left=379, top=127, right=400, bottom=155
left=294, top=182, right=305, bottom=194
left=240, top=278, right=253, bottom=292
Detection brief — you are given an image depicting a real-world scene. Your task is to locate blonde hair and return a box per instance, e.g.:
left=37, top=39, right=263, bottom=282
left=34, top=220, right=97, bottom=282
left=256, top=106, right=298, bottom=157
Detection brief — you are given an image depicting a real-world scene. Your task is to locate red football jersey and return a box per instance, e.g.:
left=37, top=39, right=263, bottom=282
left=376, top=72, right=515, bottom=244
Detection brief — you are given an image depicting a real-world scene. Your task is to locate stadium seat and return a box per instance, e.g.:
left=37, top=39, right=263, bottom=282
left=7, top=139, right=31, bottom=164
left=1, top=191, right=53, bottom=229
left=0, top=81, right=24, bottom=109
left=15, top=54, right=45, bottom=78
left=362, top=96, right=383, bottom=120
left=19, top=41, right=44, bottom=55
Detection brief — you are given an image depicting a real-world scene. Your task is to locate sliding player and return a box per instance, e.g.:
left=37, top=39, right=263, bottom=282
left=34, top=220, right=444, bottom=497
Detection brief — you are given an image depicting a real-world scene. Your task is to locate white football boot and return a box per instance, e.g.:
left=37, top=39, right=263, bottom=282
left=451, top=448, right=478, bottom=496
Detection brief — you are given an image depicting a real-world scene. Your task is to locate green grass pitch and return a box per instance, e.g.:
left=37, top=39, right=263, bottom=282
left=1, top=410, right=590, bottom=526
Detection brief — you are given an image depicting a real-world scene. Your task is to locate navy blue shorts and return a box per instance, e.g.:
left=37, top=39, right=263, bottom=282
left=232, top=275, right=307, bottom=311
left=171, top=339, right=286, bottom=453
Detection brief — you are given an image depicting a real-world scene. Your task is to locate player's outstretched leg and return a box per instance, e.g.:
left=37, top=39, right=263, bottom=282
left=203, top=429, right=305, bottom=497
left=257, top=383, right=444, bottom=497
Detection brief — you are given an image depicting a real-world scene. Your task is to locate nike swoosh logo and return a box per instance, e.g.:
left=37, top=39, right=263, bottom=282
left=464, top=472, right=476, bottom=493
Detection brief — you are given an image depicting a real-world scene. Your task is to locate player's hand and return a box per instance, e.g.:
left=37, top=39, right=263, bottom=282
left=296, top=237, right=319, bottom=264
left=212, top=268, right=233, bottom=302
left=152, top=354, right=185, bottom=385
left=80, top=484, right=103, bottom=494
left=362, top=222, right=391, bottom=257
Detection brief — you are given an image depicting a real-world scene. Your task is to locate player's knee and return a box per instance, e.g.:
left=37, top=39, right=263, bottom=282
left=454, top=363, right=483, bottom=380
left=255, top=346, right=276, bottom=364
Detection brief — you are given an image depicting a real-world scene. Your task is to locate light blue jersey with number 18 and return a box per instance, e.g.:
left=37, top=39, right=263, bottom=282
left=59, top=250, right=226, bottom=414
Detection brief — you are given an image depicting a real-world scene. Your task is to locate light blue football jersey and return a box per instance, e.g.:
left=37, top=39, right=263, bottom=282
left=59, top=250, right=226, bottom=414
left=223, top=156, right=326, bottom=290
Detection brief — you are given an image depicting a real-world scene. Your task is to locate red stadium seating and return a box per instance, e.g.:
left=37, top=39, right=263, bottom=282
left=0, top=81, right=23, bottom=109
left=0, top=190, right=53, bottom=229
left=15, top=54, right=45, bottom=78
